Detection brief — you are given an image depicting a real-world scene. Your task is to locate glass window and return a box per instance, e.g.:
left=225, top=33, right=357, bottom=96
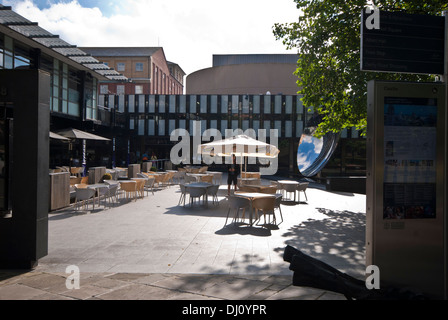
left=169, top=95, right=176, bottom=113
left=264, top=96, right=271, bottom=114
left=118, top=95, right=125, bottom=113
left=210, top=119, right=217, bottom=130
left=179, top=119, right=186, bottom=130
left=14, top=44, right=31, bottom=69
left=138, top=95, right=145, bottom=113
left=159, top=95, right=165, bottom=113
left=128, top=95, right=135, bottom=113
left=117, top=85, right=125, bottom=95
left=129, top=118, right=134, bottom=130
left=286, top=96, right=292, bottom=114
left=275, top=96, right=282, bottom=114
left=211, top=95, right=218, bottom=113
left=135, top=62, right=144, bottom=72
left=253, top=120, right=260, bottom=133
left=221, top=95, right=228, bottom=114
left=297, top=95, right=304, bottom=114
left=264, top=120, right=271, bottom=137
left=253, top=95, right=260, bottom=114
left=148, top=119, right=155, bottom=135
left=117, top=63, right=125, bottom=71
left=4, top=36, right=13, bottom=69
left=169, top=119, right=176, bottom=135
left=200, top=95, right=207, bottom=113
left=138, top=119, right=145, bottom=136
left=190, top=95, right=196, bottom=113
left=135, top=85, right=143, bottom=94
left=232, top=120, right=238, bottom=130
left=100, top=85, right=108, bottom=94
left=221, top=119, right=228, bottom=132
left=274, top=120, right=282, bottom=137
left=231, top=95, right=239, bottom=114
left=242, top=120, right=249, bottom=131
left=296, top=120, right=303, bottom=137
left=179, top=95, right=186, bottom=113
left=201, top=120, right=207, bottom=135
left=108, top=95, right=115, bottom=109
left=242, top=95, right=249, bottom=114
left=148, top=95, right=155, bottom=113
left=285, top=120, right=292, bottom=137
left=158, top=119, right=165, bottom=136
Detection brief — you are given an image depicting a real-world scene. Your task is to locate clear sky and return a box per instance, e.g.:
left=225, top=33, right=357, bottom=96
left=4, top=0, right=300, bottom=75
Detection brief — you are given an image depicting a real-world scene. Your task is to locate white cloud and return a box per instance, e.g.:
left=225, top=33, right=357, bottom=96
left=6, top=0, right=299, bottom=75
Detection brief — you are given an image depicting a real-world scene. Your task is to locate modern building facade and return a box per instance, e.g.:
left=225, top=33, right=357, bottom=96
left=186, top=54, right=300, bottom=95
left=0, top=4, right=128, bottom=267
left=80, top=47, right=185, bottom=95
left=99, top=93, right=365, bottom=177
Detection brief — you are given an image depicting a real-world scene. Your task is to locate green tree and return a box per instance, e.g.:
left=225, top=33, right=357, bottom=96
left=273, top=0, right=447, bottom=137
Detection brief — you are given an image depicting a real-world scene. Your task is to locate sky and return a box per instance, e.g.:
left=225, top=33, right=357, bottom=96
left=3, top=0, right=300, bottom=75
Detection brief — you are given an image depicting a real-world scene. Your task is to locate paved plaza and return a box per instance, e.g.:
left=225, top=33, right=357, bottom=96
left=0, top=176, right=367, bottom=300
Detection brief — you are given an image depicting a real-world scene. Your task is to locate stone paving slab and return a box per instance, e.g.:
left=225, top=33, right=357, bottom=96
left=0, top=178, right=366, bottom=300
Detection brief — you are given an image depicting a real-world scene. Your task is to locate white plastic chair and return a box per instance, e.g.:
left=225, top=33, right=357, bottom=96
left=225, top=196, right=251, bottom=226
left=74, top=188, right=96, bottom=211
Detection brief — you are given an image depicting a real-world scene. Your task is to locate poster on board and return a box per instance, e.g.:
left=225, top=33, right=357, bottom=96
left=383, top=97, right=437, bottom=219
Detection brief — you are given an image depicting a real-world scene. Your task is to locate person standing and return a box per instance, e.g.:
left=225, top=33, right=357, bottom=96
left=227, top=154, right=240, bottom=195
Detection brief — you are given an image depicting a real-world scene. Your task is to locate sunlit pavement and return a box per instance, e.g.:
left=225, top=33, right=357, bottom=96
left=0, top=176, right=366, bottom=300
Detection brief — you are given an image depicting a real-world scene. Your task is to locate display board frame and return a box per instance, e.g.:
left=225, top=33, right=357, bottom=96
left=366, top=81, right=446, bottom=298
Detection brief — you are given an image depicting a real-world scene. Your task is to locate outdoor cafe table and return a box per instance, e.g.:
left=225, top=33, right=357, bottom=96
left=86, top=183, right=109, bottom=209
left=186, top=173, right=211, bottom=182
left=238, top=177, right=261, bottom=186
left=185, top=182, right=214, bottom=206
left=233, top=192, right=276, bottom=226
left=277, top=180, right=300, bottom=202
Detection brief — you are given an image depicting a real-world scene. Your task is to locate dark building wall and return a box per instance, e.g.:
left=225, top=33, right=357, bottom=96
left=0, top=69, right=50, bottom=268
left=186, top=63, right=299, bottom=95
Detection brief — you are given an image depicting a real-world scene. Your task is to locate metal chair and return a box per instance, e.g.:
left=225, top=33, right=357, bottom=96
left=225, top=196, right=251, bottom=226
left=187, top=186, right=206, bottom=206
left=282, top=183, right=298, bottom=202
left=274, top=194, right=284, bottom=223
left=106, top=184, right=119, bottom=207
left=207, top=184, right=220, bottom=205
left=74, top=187, right=96, bottom=211
left=296, top=182, right=309, bottom=202
left=252, top=197, right=279, bottom=225
left=178, top=184, right=188, bottom=206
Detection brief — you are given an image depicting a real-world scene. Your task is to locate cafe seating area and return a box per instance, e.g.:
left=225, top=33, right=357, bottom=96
left=49, top=163, right=309, bottom=232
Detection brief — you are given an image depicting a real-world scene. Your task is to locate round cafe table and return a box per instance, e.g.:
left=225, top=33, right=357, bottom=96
left=185, top=182, right=214, bottom=205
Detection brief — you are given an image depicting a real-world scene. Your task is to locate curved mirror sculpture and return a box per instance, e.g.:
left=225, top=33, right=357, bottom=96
left=297, top=128, right=339, bottom=177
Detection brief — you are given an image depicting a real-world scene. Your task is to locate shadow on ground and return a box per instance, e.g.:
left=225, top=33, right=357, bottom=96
left=274, top=207, right=366, bottom=277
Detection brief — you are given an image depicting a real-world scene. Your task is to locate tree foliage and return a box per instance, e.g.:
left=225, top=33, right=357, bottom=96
left=273, top=0, right=447, bottom=137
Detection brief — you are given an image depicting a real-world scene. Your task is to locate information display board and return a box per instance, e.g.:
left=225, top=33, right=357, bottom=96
left=366, top=81, right=446, bottom=298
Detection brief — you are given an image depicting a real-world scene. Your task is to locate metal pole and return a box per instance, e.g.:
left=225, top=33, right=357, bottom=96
left=443, top=10, right=448, bottom=300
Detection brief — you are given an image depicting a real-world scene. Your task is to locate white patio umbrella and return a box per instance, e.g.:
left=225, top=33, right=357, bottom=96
left=49, top=131, right=70, bottom=141
left=56, top=128, right=111, bottom=176
left=197, top=134, right=279, bottom=177
left=55, top=128, right=110, bottom=141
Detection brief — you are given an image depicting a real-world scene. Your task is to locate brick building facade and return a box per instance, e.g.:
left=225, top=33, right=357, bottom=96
left=80, top=47, right=185, bottom=95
